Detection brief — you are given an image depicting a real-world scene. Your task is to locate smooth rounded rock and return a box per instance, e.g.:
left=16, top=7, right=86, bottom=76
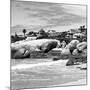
left=61, top=48, right=71, bottom=55
left=40, top=41, right=58, bottom=53
left=77, top=42, right=87, bottom=51
left=11, top=48, right=30, bottom=59
left=66, top=59, right=74, bottom=66
left=65, top=40, right=80, bottom=49
left=72, top=49, right=79, bottom=55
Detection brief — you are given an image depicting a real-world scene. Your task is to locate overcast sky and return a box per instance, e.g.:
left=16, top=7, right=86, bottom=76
left=11, top=0, right=87, bottom=33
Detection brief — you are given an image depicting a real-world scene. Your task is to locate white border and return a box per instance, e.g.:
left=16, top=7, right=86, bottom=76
left=0, top=0, right=89, bottom=90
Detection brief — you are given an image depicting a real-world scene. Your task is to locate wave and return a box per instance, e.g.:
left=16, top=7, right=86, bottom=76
left=11, top=60, right=68, bottom=70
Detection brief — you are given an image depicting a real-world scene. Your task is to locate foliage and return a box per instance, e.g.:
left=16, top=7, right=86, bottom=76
left=11, top=34, right=26, bottom=43
left=22, top=29, right=27, bottom=37
left=27, top=31, right=37, bottom=36
left=37, top=29, right=48, bottom=39
left=79, top=25, right=86, bottom=32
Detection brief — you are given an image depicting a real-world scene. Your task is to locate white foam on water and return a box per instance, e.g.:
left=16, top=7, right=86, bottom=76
left=11, top=60, right=68, bottom=70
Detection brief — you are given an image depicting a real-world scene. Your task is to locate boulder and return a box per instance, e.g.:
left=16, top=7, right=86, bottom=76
left=11, top=48, right=30, bottom=59
left=40, top=41, right=58, bottom=53
left=61, top=48, right=71, bottom=55
left=72, top=49, right=79, bottom=55
left=80, top=49, right=87, bottom=57
left=66, top=59, right=74, bottom=66
left=12, top=39, right=60, bottom=49
left=11, top=39, right=61, bottom=58
left=65, top=40, right=80, bottom=49
left=77, top=42, right=87, bottom=51
left=65, top=40, right=80, bottom=54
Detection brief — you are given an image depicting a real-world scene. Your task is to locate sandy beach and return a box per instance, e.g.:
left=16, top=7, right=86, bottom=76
left=11, top=59, right=87, bottom=90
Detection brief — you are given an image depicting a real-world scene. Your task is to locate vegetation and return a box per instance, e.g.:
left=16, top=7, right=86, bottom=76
left=22, top=29, right=27, bottom=37
left=37, top=29, right=48, bottom=39
left=27, top=31, right=37, bottom=36
left=11, top=32, right=26, bottom=43
left=79, top=25, right=87, bottom=33
left=11, top=25, right=87, bottom=44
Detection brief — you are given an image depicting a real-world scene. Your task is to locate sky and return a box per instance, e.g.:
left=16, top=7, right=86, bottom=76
left=11, top=0, right=87, bottom=33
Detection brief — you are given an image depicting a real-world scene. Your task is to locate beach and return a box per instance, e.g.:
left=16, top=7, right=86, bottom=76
left=11, top=58, right=87, bottom=90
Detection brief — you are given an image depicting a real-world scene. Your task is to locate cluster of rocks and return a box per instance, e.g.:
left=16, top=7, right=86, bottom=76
left=11, top=38, right=87, bottom=67
left=51, top=39, right=87, bottom=66
left=60, top=40, right=87, bottom=56
left=60, top=40, right=87, bottom=66
left=11, top=39, right=60, bottom=59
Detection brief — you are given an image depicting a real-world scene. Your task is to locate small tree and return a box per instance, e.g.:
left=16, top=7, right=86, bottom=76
left=15, top=32, right=18, bottom=38
left=37, top=29, right=48, bottom=39
left=22, top=29, right=27, bottom=37
left=79, top=25, right=85, bottom=32
left=39, top=29, right=46, bottom=35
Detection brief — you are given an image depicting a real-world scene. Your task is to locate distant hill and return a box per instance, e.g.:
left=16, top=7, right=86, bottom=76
left=11, top=25, right=41, bottom=34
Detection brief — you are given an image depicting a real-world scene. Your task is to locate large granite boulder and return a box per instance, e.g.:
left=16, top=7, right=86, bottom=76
left=65, top=40, right=80, bottom=54
left=66, top=59, right=74, bottom=66
left=65, top=40, right=80, bottom=49
left=11, top=39, right=61, bottom=59
left=11, top=48, right=30, bottom=59
left=72, top=49, right=79, bottom=55
left=39, top=41, right=58, bottom=53
left=61, top=48, right=71, bottom=55
left=77, top=42, right=87, bottom=51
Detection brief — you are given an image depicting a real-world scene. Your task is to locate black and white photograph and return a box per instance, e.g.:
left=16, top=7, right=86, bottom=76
left=11, top=0, right=87, bottom=89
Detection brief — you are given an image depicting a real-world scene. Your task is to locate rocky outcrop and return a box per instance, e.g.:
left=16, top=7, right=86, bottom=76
left=11, top=39, right=61, bottom=59
left=61, top=48, right=71, bottom=55
left=65, top=40, right=80, bottom=54
left=11, top=48, right=30, bottom=59
left=77, top=42, right=87, bottom=51
left=72, top=49, right=79, bottom=55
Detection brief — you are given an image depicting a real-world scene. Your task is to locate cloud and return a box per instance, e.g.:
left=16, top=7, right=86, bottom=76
left=11, top=0, right=87, bottom=33
left=61, top=5, right=87, bottom=18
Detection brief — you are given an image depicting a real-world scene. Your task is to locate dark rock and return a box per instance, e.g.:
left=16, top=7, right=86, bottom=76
left=53, top=57, right=60, bottom=61
left=40, top=41, right=58, bottom=53
left=66, top=59, right=74, bottom=66
left=80, top=67, right=87, bottom=70
left=11, top=48, right=30, bottom=59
